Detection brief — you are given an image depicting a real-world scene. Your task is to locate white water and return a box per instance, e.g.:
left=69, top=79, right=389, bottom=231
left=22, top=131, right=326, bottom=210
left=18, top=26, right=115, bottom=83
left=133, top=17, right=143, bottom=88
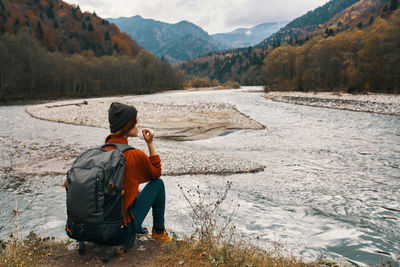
left=1, top=87, right=399, bottom=265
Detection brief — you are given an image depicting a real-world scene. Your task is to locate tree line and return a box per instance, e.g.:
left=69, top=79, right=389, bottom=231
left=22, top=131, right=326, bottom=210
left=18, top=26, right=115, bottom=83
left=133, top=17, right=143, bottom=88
left=0, top=29, right=184, bottom=102
left=262, top=9, right=400, bottom=93
left=0, top=0, right=141, bottom=57
left=180, top=47, right=266, bottom=85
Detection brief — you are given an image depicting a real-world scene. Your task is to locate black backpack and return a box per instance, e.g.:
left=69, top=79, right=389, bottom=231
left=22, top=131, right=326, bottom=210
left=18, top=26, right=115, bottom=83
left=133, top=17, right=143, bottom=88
left=64, top=143, right=135, bottom=259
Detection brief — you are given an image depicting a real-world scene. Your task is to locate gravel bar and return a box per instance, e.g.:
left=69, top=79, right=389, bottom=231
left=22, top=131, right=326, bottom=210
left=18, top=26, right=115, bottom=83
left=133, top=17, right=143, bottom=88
left=20, top=97, right=266, bottom=177
left=264, top=92, right=400, bottom=116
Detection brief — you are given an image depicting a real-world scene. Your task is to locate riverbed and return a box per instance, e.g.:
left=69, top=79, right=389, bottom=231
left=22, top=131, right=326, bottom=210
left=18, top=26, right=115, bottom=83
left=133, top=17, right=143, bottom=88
left=0, top=87, right=399, bottom=266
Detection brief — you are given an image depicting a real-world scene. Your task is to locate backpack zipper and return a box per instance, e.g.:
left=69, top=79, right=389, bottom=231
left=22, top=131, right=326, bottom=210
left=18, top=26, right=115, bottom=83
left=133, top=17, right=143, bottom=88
left=95, top=176, right=99, bottom=210
left=70, top=166, right=103, bottom=211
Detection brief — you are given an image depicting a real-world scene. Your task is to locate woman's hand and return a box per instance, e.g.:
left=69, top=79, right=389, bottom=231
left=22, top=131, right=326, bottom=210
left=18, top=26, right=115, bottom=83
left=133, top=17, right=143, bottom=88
left=142, top=128, right=157, bottom=156
left=142, top=128, right=154, bottom=144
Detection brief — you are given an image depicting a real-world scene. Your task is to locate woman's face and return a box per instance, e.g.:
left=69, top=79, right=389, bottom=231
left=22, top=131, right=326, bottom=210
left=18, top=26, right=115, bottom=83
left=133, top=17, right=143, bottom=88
left=126, top=114, right=139, bottom=137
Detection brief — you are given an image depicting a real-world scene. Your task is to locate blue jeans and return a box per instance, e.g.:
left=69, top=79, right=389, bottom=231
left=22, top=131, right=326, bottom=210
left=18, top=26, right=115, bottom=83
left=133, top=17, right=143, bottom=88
left=105, top=179, right=165, bottom=245
left=129, top=178, right=166, bottom=232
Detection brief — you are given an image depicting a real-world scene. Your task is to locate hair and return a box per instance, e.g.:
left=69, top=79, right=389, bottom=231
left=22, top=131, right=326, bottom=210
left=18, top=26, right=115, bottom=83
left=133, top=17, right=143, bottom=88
left=105, top=116, right=137, bottom=142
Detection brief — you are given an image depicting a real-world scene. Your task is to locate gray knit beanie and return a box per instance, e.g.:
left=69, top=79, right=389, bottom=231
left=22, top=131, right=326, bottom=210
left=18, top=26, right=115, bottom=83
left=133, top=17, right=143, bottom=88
left=108, top=102, right=137, bottom=133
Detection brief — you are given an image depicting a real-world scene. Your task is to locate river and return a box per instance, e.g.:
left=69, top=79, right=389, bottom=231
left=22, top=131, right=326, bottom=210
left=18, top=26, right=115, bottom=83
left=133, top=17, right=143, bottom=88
left=0, top=87, right=399, bottom=265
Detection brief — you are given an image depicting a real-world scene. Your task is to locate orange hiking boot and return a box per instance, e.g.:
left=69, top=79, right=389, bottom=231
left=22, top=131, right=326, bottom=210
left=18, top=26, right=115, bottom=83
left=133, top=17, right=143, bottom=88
left=151, top=228, right=173, bottom=242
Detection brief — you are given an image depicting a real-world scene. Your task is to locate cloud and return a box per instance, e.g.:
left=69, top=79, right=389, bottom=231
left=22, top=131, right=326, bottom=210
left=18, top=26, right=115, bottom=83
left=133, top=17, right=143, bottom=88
left=66, top=0, right=329, bottom=34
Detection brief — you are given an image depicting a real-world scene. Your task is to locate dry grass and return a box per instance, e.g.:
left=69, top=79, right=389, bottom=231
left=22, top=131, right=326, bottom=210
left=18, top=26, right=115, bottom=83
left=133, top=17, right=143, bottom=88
left=0, top=232, right=66, bottom=267
left=149, top=179, right=311, bottom=267
left=150, top=236, right=309, bottom=267
left=214, top=81, right=241, bottom=90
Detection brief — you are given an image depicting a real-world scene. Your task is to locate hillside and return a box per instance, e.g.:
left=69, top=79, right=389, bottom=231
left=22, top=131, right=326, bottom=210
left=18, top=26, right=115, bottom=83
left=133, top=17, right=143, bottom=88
left=258, top=0, right=394, bottom=48
left=262, top=8, right=400, bottom=93
left=179, top=0, right=396, bottom=85
left=155, top=34, right=218, bottom=62
left=0, top=0, right=184, bottom=102
left=0, top=0, right=141, bottom=56
left=257, top=0, right=360, bottom=48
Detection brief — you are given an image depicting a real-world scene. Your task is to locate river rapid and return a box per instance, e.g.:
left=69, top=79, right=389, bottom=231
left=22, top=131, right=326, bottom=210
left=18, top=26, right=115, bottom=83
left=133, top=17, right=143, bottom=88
left=0, top=87, right=399, bottom=265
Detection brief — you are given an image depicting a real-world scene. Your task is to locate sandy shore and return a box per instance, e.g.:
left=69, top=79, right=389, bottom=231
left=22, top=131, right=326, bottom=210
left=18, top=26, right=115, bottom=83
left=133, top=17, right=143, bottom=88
left=8, top=96, right=266, bottom=178
left=264, top=91, right=400, bottom=116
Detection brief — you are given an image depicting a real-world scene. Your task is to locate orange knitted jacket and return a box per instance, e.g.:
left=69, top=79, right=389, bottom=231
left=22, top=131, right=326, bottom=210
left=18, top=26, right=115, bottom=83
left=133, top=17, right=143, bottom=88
left=103, top=136, right=162, bottom=224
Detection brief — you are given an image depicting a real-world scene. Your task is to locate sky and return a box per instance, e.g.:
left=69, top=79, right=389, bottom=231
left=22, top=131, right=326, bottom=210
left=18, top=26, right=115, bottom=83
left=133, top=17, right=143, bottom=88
left=66, top=0, right=330, bottom=34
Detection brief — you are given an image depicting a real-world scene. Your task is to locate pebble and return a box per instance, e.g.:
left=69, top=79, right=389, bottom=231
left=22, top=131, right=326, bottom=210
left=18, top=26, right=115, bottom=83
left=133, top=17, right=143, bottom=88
left=15, top=99, right=268, bottom=176
left=265, top=92, right=400, bottom=116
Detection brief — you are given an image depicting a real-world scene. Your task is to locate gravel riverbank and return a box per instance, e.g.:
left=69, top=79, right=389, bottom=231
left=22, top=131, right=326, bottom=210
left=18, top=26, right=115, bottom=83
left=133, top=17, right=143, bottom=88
left=17, top=96, right=266, bottom=177
left=264, top=91, right=400, bottom=116
left=27, top=97, right=264, bottom=141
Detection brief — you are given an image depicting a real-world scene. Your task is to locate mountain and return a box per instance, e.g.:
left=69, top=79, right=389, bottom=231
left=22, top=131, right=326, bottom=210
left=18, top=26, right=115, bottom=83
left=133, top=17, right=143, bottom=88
left=155, top=34, right=218, bottom=62
left=179, top=0, right=395, bottom=85
left=107, top=16, right=218, bottom=62
left=212, top=22, right=288, bottom=49
left=107, top=16, right=285, bottom=62
left=257, top=0, right=390, bottom=48
left=0, top=0, right=141, bottom=56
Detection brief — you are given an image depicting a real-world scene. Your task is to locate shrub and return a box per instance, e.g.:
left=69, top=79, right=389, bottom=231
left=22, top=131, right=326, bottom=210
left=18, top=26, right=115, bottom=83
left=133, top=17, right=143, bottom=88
left=190, top=76, right=212, bottom=88
left=150, top=179, right=308, bottom=266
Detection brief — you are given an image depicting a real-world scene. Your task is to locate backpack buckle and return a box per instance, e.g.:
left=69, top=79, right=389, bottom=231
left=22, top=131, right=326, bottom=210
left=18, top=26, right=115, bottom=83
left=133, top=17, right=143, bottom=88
left=65, top=225, right=72, bottom=235
left=107, top=183, right=115, bottom=190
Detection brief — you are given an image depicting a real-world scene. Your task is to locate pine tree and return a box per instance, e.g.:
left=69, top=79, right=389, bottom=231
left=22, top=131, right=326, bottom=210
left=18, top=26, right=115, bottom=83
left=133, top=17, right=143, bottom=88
left=0, top=0, right=5, bottom=10
left=37, top=21, right=43, bottom=39
left=383, top=4, right=389, bottom=12
left=88, top=22, right=94, bottom=32
left=390, top=0, right=399, bottom=10
left=13, top=18, right=19, bottom=33
left=113, top=43, right=119, bottom=53
left=46, top=6, right=54, bottom=19
left=325, top=28, right=335, bottom=36
left=369, top=16, right=374, bottom=25
left=104, top=31, right=110, bottom=41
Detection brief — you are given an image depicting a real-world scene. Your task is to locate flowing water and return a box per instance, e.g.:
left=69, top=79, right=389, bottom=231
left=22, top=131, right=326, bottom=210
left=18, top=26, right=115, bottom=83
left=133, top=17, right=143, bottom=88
left=0, top=87, right=399, bottom=265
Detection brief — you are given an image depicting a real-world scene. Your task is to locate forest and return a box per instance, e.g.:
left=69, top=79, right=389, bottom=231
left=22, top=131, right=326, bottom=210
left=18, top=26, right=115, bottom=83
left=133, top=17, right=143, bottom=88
left=262, top=9, right=400, bottom=93
left=0, top=28, right=183, bottom=102
left=180, top=0, right=399, bottom=92
left=0, top=0, right=184, bottom=102
left=0, top=0, right=141, bottom=56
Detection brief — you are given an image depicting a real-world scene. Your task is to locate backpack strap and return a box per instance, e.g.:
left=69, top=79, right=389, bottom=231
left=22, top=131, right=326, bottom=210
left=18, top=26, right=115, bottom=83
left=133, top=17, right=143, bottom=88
left=100, top=142, right=134, bottom=153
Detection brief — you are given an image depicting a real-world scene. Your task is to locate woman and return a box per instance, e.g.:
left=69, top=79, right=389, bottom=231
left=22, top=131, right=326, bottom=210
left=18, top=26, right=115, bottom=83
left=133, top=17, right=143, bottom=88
left=104, top=102, right=172, bottom=242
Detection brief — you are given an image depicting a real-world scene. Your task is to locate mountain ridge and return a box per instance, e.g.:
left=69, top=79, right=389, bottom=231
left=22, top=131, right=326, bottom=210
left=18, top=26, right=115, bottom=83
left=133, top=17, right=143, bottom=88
left=107, top=16, right=284, bottom=62
left=212, top=21, right=288, bottom=49
left=179, top=0, right=395, bottom=85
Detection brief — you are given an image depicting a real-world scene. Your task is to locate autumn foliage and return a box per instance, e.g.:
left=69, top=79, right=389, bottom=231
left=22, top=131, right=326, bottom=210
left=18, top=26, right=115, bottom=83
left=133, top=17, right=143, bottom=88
left=0, top=0, right=141, bottom=56
left=262, top=9, right=400, bottom=93
left=0, top=0, right=185, bottom=102
left=180, top=0, right=399, bottom=88
left=0, top=30, right=184, bottom=102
